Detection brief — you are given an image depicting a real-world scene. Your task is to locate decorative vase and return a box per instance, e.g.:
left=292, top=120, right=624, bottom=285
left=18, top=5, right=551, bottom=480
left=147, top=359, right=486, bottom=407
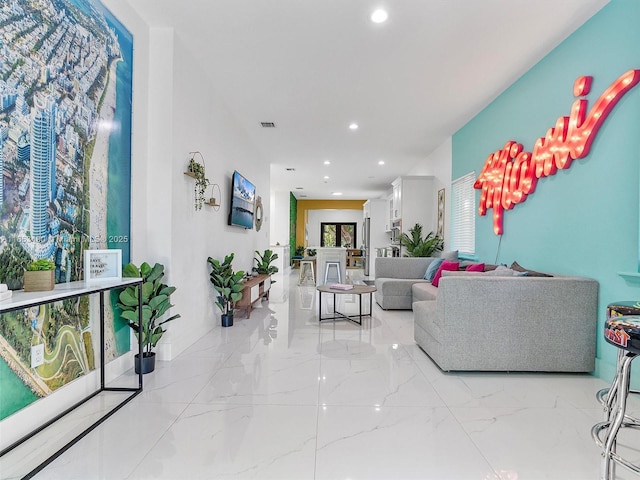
left=23, top=270, right=55, bottom=292
left=221, top=313, right=234, bottom=327
left=134, top=352, right=156, bottom=374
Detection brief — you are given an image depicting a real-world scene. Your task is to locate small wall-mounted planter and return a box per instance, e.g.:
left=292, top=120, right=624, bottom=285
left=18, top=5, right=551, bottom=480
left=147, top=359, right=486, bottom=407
left=24, top=270, right=55, bottom=292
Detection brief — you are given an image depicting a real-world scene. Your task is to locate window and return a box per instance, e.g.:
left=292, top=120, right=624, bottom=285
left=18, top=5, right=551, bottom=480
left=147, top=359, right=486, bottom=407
left=450, top=172, right=476, bottom=256
left=321, top=223, right=357, bottom=247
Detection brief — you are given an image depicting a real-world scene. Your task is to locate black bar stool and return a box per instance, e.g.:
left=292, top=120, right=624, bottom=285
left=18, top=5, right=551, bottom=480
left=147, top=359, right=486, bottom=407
left=592, top=301, right=640, bottom=479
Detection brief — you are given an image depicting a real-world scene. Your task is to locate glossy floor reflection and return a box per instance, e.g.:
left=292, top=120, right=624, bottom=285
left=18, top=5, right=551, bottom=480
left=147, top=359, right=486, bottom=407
left=15, top=270, right=639, bottom=479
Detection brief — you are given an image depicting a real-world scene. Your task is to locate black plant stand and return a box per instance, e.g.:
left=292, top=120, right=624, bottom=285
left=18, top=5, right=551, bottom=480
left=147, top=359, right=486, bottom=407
left=0, top=278, right=143, bottom=479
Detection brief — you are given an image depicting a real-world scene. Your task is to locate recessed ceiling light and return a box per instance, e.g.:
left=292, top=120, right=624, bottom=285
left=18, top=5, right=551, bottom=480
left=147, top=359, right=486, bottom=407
left=348, top=123, right=359, bottom=130
left=332, top=192, right=343, bottom=196
left=323, top=176, right=329, bottom=180
left=324, top=160, right=331, bottom=165
left=371, top=9, right=388, bottom=24
left=378, top=160, right=385, bottom=165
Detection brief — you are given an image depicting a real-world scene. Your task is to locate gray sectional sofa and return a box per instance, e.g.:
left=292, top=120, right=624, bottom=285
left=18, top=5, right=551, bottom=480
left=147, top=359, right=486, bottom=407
left=374, top=257, right=437, bottom=309
left=374, top=257, right=599, bottom=372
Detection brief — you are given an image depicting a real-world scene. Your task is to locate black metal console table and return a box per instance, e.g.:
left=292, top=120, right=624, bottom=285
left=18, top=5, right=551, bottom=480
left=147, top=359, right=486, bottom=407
left=0, top=278, right=143, bottom=479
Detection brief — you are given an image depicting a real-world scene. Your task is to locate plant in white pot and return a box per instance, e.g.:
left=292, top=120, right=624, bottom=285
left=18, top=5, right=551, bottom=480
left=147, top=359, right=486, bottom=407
left=207, top=253, right=245, bottom=327
left=117, top=262, right=181, bottom=374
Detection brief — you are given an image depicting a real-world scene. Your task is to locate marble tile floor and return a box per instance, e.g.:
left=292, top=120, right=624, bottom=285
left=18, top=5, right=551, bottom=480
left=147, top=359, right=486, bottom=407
left=3, top=270, right=640, bottom=479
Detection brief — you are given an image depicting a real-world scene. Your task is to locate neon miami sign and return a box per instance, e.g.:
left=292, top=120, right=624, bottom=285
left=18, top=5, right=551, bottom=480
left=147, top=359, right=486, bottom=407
left=474, top=69, right=640, bottom=235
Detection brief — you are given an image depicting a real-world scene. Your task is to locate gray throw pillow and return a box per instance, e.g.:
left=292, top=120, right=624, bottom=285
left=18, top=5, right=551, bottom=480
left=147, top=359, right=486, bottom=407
left=510, top=261, right=553, bottom=277
left=440, top=250, right=459, bottom=261
left=483, top=265, right=516, bottom=276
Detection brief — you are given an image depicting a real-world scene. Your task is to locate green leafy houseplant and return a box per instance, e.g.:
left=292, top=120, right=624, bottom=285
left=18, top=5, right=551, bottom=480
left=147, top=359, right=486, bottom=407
left=117, top=262, right=181, bottom=371
left=23, top=258, right=56, bottom=291
left=187, top=156, right=210, bottom=210
left=253, top=249, right=279, bottom=283
left=207, top=253, right=245, bottom=326
left=400, top=223, right=444, bottom=257
left=26, top=259, right=55, bottom=271
left=295, top=245, right=305, bottom=257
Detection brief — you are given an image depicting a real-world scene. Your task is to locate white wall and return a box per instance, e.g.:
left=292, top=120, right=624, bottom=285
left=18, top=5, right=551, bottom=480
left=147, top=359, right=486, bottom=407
left=99, top=1, right=271, bottom=356
left=306, top=210, right=364, bottom=248
left=270, top=190, right=290, bottom=247
left=407, top=138, right=452, bottom=249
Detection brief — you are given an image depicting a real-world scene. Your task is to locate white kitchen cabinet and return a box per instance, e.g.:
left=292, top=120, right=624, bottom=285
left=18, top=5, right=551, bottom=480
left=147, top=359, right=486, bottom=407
left=362, top=199, right=389, bottom=278
left=386, top=195, right=393, bottom=232
left=392, top=179, right=402, bottom=221
left=391, top=176, right=436, bottom=247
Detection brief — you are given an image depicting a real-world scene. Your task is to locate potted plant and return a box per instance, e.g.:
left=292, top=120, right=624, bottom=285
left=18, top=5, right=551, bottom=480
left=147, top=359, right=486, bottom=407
left=185, top=154, right=210, bottom=210
left=307, top=248, right=317, bottom=257
left=400, top=223, right=444, bottom=257
left=24, top=258, right=55, bottom=292
left=253, top=249, right=279, bottom=283
left=117, top=262, right=181, bottom=374
left=207, top=253, right=245, bottom=327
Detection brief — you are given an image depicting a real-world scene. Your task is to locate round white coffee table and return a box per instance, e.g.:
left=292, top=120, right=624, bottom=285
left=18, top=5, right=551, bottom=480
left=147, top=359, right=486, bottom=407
left=316, top=284, right=377, bottom=325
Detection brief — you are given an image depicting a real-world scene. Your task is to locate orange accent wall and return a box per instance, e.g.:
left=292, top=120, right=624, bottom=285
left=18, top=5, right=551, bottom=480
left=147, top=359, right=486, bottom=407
left=295, top=200, right=366, bottom=247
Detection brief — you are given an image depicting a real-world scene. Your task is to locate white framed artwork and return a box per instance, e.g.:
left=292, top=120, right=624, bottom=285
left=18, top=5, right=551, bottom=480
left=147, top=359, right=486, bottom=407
left=84, top=249, right=122, bottom=282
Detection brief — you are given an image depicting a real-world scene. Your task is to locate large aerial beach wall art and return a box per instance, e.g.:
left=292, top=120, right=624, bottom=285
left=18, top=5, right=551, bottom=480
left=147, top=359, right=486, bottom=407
left=0, top=0, right=132, bottom=420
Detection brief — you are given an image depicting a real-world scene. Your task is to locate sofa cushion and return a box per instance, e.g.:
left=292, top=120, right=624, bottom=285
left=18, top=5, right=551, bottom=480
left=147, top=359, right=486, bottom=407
left=376, top=257, right=435, bottom=280
left=412, top=282, right=438, bottom=302
left=432, top=261, right=459, bottom=287
left=375, top=277, right=431, bottom=310
left=440, top=250, right=459, bottom=261
left=510, top=261, right=553, bottom=277
left=484, top=265, right=520, bottom=276
left=378, top=278, right=430, bottom=296
left=441, top=270, right=485, bottom=277
left=466, top=263, right=485, bottom=272
left=423, top=258, right=444, bottom=281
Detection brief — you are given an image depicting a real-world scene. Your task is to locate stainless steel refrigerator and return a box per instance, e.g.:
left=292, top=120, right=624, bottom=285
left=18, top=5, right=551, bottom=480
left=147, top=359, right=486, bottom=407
left=362, top=217, right=371, bottom=276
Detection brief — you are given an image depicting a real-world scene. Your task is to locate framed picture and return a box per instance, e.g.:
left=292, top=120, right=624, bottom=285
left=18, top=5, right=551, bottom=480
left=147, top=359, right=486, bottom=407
left=84, top=249, right=122, bottom=282
left=437, top=189, right=445, bottom=238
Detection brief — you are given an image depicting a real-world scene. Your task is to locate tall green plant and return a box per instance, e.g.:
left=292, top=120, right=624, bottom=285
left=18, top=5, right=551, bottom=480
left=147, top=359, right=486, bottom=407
left=207, top=253, right=245, bottom=315
left=400, top=223, right=444, bottom=257
left=117, top=262, right=181, bottom=355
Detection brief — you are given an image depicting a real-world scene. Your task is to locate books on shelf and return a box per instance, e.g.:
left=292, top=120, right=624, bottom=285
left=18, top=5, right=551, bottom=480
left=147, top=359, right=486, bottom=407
left=330, top=283, right=354, bottom=290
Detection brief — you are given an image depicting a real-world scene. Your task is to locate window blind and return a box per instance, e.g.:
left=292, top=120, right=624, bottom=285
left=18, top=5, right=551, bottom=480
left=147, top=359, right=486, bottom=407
left=450, top=172, right=476, bottom=256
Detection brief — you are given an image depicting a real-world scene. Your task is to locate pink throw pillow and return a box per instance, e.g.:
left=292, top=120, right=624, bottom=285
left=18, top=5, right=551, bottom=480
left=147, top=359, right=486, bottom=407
left=466, top=263, right=485, bottom=272
left=432, top=261, right=460, bottom=287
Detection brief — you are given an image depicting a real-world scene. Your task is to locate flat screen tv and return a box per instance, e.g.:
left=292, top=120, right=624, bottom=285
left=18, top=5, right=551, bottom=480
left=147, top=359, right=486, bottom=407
left=228, top=170, right=256, bottom=229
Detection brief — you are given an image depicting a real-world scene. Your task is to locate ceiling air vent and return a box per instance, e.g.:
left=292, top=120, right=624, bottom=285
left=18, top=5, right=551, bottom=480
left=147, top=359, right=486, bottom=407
left=260, top=122, right=276, bottom=128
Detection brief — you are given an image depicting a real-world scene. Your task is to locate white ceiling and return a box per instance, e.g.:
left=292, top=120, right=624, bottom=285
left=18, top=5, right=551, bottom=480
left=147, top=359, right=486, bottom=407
left=123, top=0, right=609, bottom=200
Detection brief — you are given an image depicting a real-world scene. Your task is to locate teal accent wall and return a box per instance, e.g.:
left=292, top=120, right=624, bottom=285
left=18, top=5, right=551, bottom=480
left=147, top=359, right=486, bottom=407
left=452, top=0, right=640, bottom=381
